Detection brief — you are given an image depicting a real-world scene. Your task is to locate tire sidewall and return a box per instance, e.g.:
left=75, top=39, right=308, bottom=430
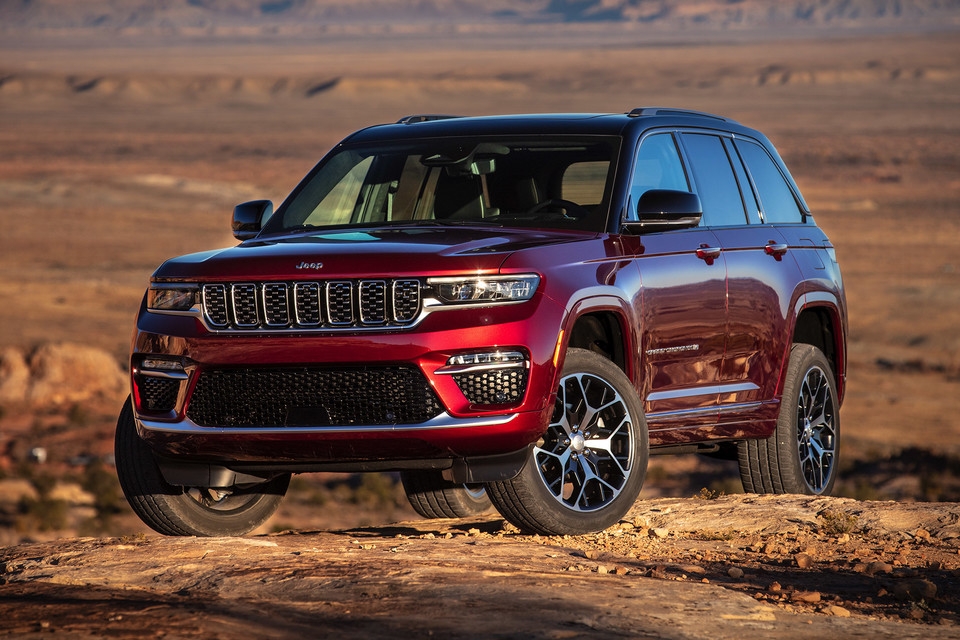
left=777, top=344, right=840, bottom=495
left=115, top=397, right=288, bottom=536
left=509, top=348, right=648, bottom=534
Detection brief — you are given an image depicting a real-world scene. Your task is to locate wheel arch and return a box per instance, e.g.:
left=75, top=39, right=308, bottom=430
left=557, top=296, right=637, bottom=387
left=791, top=295, right=847, bottom=403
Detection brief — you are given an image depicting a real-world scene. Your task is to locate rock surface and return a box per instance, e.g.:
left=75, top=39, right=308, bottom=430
left=0, top=343, right=126, bottom=407
left=1, top=495, right=958, bottom=638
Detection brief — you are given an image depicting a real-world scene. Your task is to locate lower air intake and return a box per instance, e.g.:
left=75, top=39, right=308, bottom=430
left=186, top=366, right=444, bottom=428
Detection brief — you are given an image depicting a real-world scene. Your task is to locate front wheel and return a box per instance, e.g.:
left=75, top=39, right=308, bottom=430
left=115, top=398, right=289, bottom=536
left=738, top=344, right=840, bottom=495
left=486, top=348, right=648, bottom=535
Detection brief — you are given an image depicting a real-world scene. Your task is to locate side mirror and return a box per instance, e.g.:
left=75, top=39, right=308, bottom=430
left=232, top=200, right=273, bottom=241
left=621, top=190, right=702, bottom=234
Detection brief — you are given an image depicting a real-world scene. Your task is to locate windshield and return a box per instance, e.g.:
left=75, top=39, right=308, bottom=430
left=264, top=136, right=619, bottom=234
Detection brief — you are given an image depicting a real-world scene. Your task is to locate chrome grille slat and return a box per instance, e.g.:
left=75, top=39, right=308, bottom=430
left=327, top=281, right=354, bottom=325
left=359, top=280, right=386, bottom=324
left=393, top=279, right=420, bottom=322
left=263, top=283, right=290, bottom=326
left=202, top=284, right=229, bottom=327
left=294, top=282, right=322, bottom=326
left=232, top=284, right=259, bottom=327
left=200, top=279, right=421, bottom=331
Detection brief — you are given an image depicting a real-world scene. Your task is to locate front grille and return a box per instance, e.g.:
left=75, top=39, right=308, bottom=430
left=453, top=368, right=529, bottom=405
left=186, top=366, right=444, bottom=428
left=201, top=279, right=421, bottom=331
left=138, top=376, right=180, bottom=412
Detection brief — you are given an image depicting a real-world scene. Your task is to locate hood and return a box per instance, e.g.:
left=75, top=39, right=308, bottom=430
left=152, top=225, right=594, bottom=281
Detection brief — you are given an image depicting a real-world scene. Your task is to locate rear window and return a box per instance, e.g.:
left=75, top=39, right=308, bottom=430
left=562, top=161, right=609, bottom=205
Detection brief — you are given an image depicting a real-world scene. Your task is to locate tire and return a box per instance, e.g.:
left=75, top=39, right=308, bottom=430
left=486, top=348, right=648, bottom=535
left=738, top=344, right=840, bottom=495
left=400, top=470, right=493, bottom=519
left=115, top=397, right=290, bottom=536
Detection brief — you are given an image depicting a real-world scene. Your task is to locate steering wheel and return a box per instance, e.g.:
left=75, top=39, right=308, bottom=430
left=524, top=198, right=591, bottom=219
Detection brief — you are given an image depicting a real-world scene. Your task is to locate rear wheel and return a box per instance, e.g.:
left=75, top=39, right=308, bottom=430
left=401, top=470, right=492, bottom=519
left=738, top=344, right=840, bottom=495
left=487, top=348, right=648, bottom=535
left=115, top=398, right=289, bottom=536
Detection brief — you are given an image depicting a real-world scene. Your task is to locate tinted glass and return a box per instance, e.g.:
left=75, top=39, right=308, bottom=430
left=681, top=133, right=747, bottom=227
left=266, top=137, right=619, bottom=234
left=563, top=161, right=610, bottom=205
left=736, top=140, right=804, bottom=223
left=628, top=133, right=689, bottom=220
left=723, top=138, right=761, bottom=224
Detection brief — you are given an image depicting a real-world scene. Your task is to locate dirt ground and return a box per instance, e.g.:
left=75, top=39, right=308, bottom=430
left=1, top=495, right=959, bottom=638
left=1, top=16, right=960, bottom=639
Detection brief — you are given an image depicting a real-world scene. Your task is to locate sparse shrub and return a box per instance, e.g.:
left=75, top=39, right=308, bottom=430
left=646, top=464, right=668, bottom=482
left=351, top=473, right=403, bottom=508
left=17, top=496, right=68, bottom=532
left=846, top=478, right=883, bottom=501
left=919, top=472, right=943, bottom=502
left=117, top=533, right=148, bottom=544
left=694, top=487, right=723, bottom=500
left=66, top=403, right=90, bottom=428
left=287, top=476, right=329, bottom=506
left=81, top=460, right=124, bottom=517
left=695, top=528, right=736, bottom=541
left=819, top=509, right=859, bottom=535
left=29, top=471, right=57, bottom=498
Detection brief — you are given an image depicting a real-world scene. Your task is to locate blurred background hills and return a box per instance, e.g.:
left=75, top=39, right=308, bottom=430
left=3, top=0, right=959, bottom=36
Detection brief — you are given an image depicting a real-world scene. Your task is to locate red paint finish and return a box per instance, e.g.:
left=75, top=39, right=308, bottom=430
left=124, top=111, right=847, bottom=474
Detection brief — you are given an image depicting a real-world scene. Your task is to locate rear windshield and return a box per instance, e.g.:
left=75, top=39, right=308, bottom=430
left=264, top=136, right=619, bottom=234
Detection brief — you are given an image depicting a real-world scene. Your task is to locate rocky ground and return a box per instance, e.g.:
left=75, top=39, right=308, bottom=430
left=1, top=495, right=958, bottom=639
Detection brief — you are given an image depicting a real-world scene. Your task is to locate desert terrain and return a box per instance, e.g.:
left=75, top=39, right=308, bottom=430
left=1, top=0, right=960, bottom=635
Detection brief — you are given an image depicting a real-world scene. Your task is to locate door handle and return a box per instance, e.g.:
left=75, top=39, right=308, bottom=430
left=764, top=242, right=788, bottom=260
left=696, top=244, right=721, bottom=265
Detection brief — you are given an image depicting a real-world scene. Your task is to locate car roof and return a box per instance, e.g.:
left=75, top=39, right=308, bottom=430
left=343, top=109, right=762, bottom=144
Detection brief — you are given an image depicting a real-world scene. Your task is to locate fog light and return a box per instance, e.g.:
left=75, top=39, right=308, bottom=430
left=141, top=358, right=185, bottom=374
left=446, top=351, right=525, bottom=367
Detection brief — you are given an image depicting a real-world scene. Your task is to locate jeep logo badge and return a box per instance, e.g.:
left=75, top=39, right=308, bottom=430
left=295, top=261, right=323, bottom=270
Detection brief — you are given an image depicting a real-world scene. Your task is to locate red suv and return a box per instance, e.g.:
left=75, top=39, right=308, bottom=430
left=116, top=109, right=846, bottom=536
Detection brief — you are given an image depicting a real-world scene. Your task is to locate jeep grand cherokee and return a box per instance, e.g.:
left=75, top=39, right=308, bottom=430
left=116, top=108, right=846, bottom=536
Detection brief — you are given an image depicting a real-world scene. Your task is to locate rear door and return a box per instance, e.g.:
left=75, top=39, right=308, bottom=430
left=680, top=132, right=803, bottom=434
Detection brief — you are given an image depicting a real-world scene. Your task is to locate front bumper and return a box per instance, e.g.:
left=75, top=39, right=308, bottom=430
left=129, top=293, right=563, bottom=466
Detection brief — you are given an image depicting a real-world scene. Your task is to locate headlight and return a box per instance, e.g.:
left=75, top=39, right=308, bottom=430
left=426, top=275, right=540, bottom=306
left=147, top=285, right=198, bottom=312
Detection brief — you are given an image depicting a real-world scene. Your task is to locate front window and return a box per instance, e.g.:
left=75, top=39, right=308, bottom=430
left=264, top=136, right=619, bottom=234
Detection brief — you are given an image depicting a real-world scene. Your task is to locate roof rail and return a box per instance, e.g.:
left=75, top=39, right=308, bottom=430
left=396, top=114, right=462, bottom=125
left=626, top=107, right=736, bottom=123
